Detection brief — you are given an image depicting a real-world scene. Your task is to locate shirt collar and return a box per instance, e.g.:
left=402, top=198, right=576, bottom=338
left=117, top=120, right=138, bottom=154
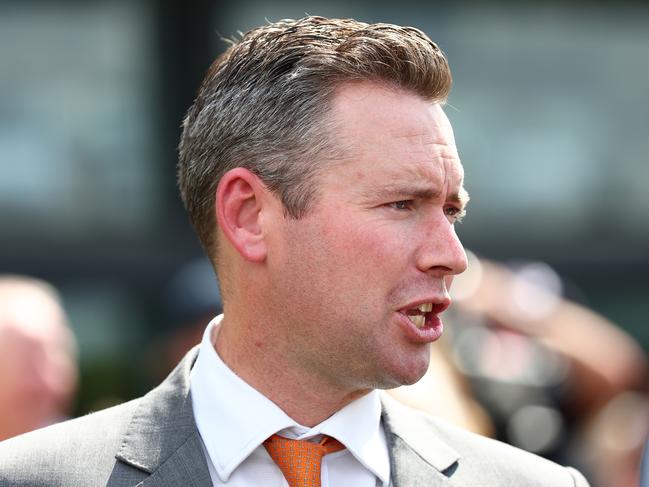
left=190, top=315, right=390, bottom=485
left=316, top=388, right=390, bottom=484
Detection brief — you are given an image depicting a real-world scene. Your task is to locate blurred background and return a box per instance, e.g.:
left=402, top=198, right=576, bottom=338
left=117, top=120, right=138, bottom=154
left=1, top=0, right=648, bottom=485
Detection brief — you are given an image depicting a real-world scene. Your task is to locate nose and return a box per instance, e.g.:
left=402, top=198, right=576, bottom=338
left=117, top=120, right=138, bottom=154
left=416, top=217, right=468, bottom=277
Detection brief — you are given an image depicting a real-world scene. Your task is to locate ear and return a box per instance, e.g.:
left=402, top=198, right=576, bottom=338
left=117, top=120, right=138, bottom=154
left=216, top=168, right=271, bottom=263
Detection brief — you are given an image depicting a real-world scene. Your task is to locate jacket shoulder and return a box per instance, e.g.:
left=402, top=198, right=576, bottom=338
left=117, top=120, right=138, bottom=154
left=381, top=394, right=590, bottom=486
left=0, top=398, right=141, bottom=487
left=431, top=417, right=588, bottom=486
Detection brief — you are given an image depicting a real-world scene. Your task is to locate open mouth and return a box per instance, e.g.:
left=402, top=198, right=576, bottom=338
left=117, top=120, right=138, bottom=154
left=399, top=302, right=448, bottom=329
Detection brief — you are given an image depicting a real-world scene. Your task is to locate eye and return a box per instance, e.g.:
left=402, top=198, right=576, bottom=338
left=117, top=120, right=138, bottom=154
left=388, top=200, right=414, bottom=211
left=444, top=205, right=466, bottom=223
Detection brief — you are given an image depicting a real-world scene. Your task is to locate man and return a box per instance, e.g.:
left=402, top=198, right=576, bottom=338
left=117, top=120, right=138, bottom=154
left=0, top=275, right=78, bottom=441
left=0, top=16, right=590, bottom=486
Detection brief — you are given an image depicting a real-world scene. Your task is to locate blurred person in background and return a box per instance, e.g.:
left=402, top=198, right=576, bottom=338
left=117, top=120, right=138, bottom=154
left=442, top=253, right=649, bottom=487
left=0, top=275, right=78, bottom=441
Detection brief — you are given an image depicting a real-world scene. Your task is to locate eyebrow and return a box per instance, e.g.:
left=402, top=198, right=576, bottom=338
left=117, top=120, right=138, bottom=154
left=369, top=183, right=470, bottom=210
left=453, top=187, right=471, bottom=210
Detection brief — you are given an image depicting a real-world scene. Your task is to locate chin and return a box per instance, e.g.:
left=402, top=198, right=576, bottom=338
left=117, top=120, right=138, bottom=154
left=394, top=351, right=431, bottom=385
left=372, top=364, right=429, bottom=390
left=395, top=370, right=428, bottom=387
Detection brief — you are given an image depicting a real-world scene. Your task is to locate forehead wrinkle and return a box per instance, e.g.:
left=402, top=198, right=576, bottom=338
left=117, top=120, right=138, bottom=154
left=391, top=132, right=457, bottom=160
left=441, top=156, right=469, bottom=209
left=396, top=154, right=462, bottom=189
left=359, top=164, right=465, bottom=202
left=352, top=149, right=465, bottom=195
left=389, top=117, right=455, bottom=140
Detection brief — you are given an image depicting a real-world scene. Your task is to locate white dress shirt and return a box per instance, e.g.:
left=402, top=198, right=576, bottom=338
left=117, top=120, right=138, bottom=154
left=189, top=315, right=391, bottom=486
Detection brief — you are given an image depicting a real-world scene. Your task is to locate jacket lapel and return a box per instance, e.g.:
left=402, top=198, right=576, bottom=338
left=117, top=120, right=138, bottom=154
left=381, top=394, right=460, bottom=487
left=136, top=433, right=212, bottom=487
left=114, top=347, right=212, bottom=487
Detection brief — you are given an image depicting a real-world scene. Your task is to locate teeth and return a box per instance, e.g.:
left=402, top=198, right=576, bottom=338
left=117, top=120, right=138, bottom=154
left=417, top=303, right=433, bottom=313
left=408, top=315, right=425, bottom=329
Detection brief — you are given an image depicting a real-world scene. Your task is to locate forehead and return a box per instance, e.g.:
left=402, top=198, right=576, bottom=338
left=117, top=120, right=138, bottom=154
left=325, top=82, right=465, bottom=193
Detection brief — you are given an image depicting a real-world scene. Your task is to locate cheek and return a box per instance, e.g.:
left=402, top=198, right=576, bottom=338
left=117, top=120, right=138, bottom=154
left=323, top=227, right=412, bottom=316
left=321, top=215, right=407, bottom=264
left=290, top=210, right=412, bottom=306
left=352, top=230, right=411, bottom=285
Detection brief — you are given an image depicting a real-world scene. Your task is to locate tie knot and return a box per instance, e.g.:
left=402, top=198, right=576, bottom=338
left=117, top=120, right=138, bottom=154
left=264, top=434, right=345, bottom=487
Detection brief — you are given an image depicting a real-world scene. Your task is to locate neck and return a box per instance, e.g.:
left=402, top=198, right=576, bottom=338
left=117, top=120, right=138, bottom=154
left=214, top=316, right=371, bottom=427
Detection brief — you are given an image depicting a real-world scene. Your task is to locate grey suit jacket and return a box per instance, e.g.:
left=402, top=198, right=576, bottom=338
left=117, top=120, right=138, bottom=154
left=0, top=348, right=589, bottom=486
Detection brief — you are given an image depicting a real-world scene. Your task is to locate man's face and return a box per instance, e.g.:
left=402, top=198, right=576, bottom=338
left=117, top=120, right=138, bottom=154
left=267, top=82, right=468, bottom=393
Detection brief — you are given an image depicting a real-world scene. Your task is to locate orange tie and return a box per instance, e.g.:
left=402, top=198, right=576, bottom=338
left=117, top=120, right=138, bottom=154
left=263, top=434, right=345, bottom=487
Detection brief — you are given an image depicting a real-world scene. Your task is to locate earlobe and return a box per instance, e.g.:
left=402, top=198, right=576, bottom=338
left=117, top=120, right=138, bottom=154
left=216, top=168, right=269, bottom=263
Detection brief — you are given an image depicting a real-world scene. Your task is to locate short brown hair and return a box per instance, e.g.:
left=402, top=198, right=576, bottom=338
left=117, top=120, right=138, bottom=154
left=178, top=16, right=452, bottom=261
